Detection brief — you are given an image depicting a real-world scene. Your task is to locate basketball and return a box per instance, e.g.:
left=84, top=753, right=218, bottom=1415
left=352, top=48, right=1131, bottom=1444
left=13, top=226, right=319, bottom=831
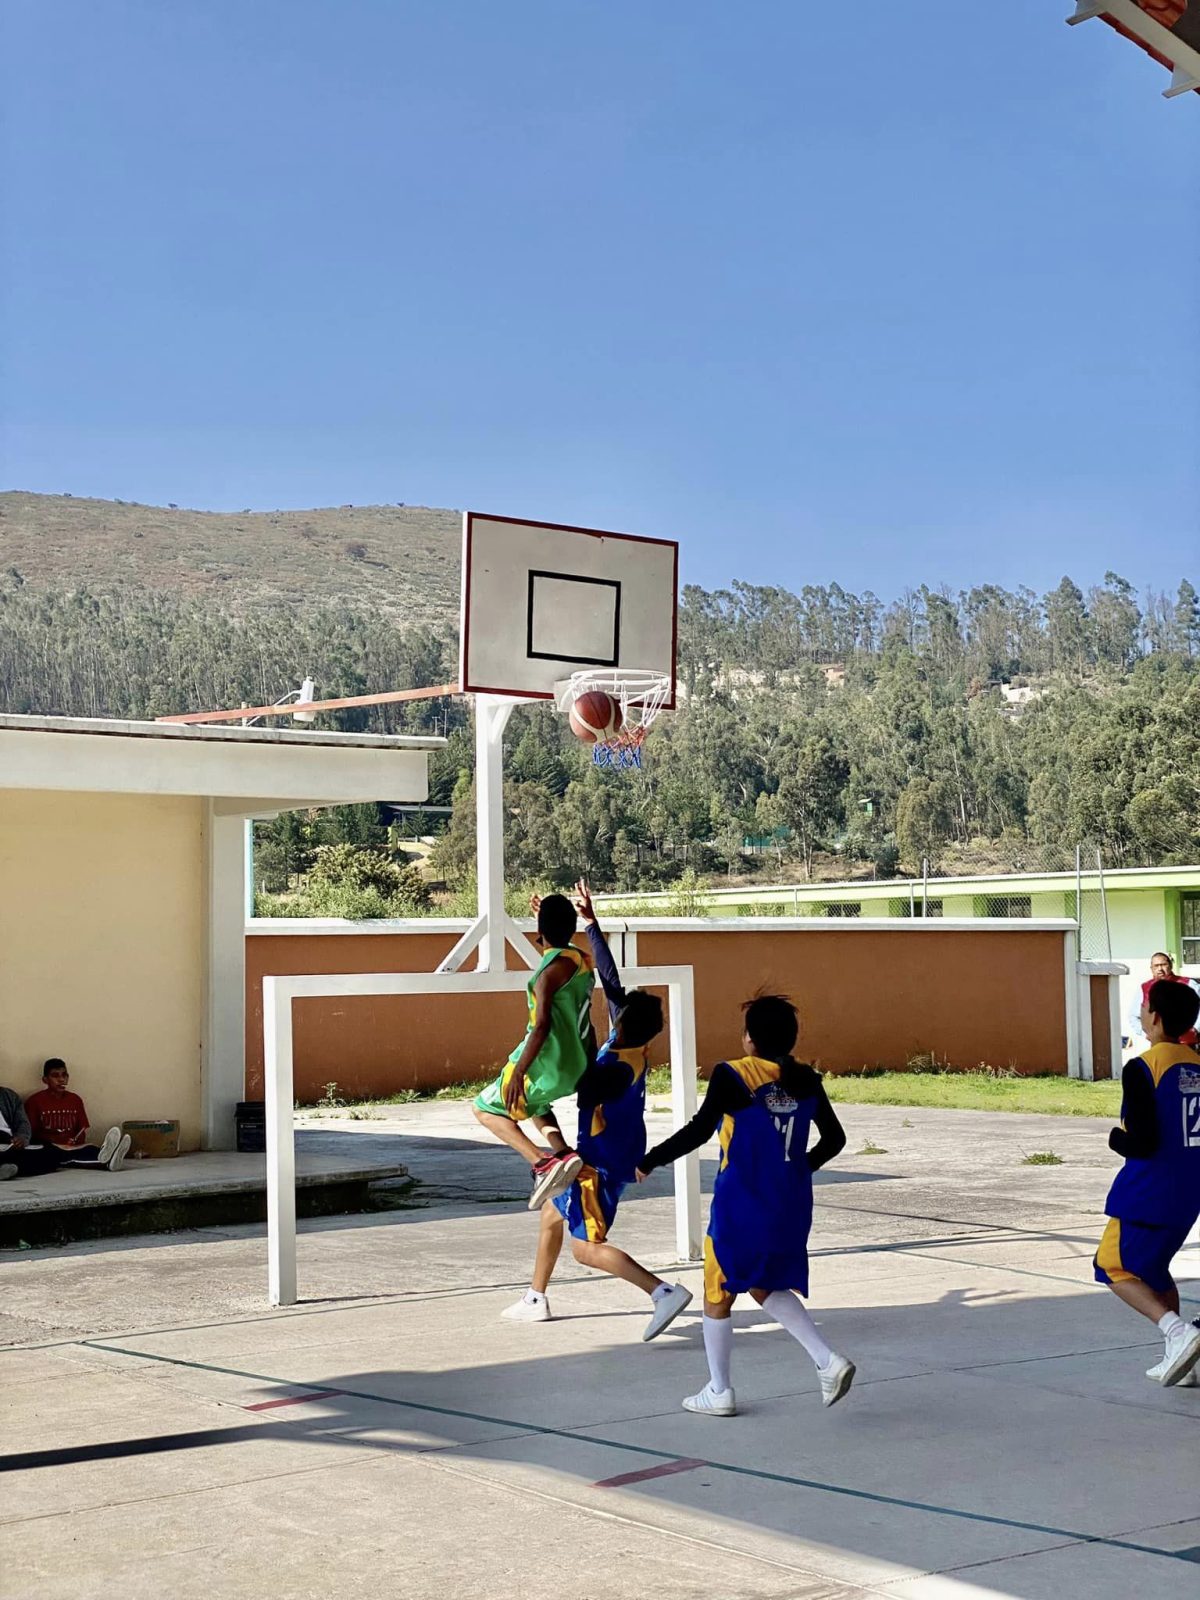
left=569, top=690, right=624, bottom=744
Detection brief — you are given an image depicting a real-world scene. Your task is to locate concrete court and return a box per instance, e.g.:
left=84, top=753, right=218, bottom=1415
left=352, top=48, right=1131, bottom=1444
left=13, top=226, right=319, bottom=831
left=3, top=1101, right=1199, bottom=1600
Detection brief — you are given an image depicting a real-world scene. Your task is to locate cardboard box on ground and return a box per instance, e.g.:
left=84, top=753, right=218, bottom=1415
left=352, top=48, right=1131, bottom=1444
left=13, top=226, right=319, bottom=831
left=121, top=1119, right=180, bottom=1158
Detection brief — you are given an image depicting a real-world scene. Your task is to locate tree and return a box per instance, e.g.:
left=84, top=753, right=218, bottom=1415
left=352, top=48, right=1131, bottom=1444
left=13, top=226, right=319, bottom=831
left=1089, top=573, right=1141, bottom=671
left=1044, top=577, right=1090, bottom=679
left=768, top=733, right=848, bottom=879
left=895, top=777, right=955, bottom=872
left=1175, top=580, right=1200, bottom=657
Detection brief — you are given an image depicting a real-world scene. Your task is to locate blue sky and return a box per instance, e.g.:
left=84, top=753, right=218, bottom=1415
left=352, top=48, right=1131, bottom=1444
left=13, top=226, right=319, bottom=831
left=2, top=0, right=1197, bottom=598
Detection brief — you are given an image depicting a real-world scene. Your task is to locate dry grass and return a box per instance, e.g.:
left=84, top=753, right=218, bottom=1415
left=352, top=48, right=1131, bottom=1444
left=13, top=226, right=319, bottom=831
left=0, top=492, right=460, bottom=625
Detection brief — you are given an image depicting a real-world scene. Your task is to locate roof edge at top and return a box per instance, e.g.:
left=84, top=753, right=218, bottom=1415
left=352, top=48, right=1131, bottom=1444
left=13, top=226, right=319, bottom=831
left=0, top=712, right=444, bottom=751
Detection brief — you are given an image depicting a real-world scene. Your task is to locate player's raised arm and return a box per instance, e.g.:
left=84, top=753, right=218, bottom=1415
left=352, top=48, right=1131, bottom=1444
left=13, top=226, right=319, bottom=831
left=574, top=879, right=626, bottom=1015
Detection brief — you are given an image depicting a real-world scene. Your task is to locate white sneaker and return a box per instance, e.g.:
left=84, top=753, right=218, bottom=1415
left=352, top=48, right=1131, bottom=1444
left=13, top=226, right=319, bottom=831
left=107, top=1134, right=132, bottom=1172
left=643, top=1283, right=693, bottom=1342
left=818, top=1352, right=856, bottom=1407
left=501, top=1294, right=551, bottom=1323
left=0, top=1163, right=17, bottom=1181
left=682, top=1381, right=736, bottom=1417
left=1159, top=1323, right=1200, bottom=1387
left=96, top=1127, right=123, bottom=1164
left=1146, top=1356, right=1197, bottom=1386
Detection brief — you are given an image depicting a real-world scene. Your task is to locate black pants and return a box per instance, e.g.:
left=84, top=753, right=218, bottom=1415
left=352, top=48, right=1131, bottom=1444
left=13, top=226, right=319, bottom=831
left=3, top=1144, right=104, bottom=1176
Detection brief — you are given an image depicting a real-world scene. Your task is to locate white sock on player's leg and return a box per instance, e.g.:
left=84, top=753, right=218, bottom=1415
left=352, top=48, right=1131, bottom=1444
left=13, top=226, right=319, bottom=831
left=761, top=1290, right=833, bottom=1369
left=1158, top=1311, right=1186, bottom=1340
left=651, top=1282, right=672, bottom=1302
left=702, top=1314, right=733, bottom=1393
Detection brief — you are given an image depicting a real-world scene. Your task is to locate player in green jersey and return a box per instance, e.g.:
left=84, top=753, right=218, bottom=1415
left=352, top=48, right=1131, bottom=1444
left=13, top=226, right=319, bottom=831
left=473, top=892, right=596, bottom=1208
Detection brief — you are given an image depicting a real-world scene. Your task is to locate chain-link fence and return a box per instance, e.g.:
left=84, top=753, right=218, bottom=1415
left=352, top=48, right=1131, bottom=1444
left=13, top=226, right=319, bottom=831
left=915, top=844, right=1114, bottom=957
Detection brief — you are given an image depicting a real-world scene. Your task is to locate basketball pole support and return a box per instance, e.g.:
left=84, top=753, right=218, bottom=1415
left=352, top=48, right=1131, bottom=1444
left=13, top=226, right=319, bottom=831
left=264, top=690, right=702, bottom=1306
left=436, top=695, right=543, bottom=976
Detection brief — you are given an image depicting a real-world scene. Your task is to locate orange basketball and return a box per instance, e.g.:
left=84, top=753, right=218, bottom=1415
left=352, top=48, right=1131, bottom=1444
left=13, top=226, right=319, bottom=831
left=569, top=690, right=624, bottom=744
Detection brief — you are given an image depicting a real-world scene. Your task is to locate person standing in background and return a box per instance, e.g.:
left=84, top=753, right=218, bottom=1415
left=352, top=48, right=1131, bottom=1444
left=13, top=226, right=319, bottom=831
left=1126, top=955, right=1199, bottom=1050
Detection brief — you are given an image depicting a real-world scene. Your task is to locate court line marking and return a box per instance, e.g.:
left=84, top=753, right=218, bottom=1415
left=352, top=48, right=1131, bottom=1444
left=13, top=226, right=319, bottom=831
left=72, top=1338, right=1200, bottom=1566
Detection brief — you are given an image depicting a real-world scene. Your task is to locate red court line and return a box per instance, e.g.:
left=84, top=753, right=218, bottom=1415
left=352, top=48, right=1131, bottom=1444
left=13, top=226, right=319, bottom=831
left=594, top=1456, right=707, bottom=1489
left=244, top=1389, right=345, bottom=1411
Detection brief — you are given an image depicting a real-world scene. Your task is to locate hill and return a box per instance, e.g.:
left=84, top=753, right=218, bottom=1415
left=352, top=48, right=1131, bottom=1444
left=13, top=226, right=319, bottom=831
left=0, top=492, right=460, bottom=626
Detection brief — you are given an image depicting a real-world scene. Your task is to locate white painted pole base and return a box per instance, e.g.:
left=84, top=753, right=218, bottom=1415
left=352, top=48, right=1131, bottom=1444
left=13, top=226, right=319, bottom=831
left=669, top=966, right=702, bottom=1262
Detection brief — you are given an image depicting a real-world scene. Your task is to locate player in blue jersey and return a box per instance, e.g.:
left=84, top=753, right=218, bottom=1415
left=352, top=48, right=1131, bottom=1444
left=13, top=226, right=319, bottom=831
left=638, top=994, right=852, bottom=1417
left=1094, top=978, right=1200, bottom=1387
left=502, top=884, right=693, bottom=1341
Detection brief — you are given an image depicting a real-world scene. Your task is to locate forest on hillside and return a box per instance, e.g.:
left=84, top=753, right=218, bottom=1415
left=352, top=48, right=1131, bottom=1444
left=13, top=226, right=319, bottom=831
left=0, top=566, right=1197, bottom=910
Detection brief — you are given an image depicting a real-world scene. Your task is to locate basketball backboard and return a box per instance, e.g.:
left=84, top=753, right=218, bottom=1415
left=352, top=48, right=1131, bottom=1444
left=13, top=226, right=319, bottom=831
left=459, top=512, right=678, bottom=702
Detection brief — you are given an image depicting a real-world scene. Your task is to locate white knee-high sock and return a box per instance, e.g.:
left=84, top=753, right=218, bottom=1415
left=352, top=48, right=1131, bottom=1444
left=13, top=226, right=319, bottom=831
left=702, top=1314, right=733, bottom=1392
left=761, top=1290, right=833, bottom=1369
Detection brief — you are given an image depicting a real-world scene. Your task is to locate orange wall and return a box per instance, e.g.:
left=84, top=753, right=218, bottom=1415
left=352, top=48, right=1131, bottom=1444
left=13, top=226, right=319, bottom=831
left=638, top=928, right=1068, bottom=1076
left=246, top=925, right=1070, bottom=1102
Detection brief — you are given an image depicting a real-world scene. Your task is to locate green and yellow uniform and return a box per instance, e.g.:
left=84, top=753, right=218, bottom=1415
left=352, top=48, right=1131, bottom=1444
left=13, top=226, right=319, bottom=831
left=474, top=945, right=595, bottom=1120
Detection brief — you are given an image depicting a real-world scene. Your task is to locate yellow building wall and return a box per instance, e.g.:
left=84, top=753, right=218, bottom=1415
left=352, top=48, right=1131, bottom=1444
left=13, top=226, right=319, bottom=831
left=0, top=790, right=204, bottom=1148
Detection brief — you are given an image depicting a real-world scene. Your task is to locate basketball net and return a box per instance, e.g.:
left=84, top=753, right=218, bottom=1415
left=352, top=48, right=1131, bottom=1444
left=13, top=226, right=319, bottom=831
left=555, top=668, right=672, bottom=771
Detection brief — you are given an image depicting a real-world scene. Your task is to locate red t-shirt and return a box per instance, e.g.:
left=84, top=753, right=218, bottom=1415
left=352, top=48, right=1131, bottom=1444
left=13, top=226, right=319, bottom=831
left=1141, top=975, right=1200, bottom=1048
left=25, top=1089, right=89, bottom=1146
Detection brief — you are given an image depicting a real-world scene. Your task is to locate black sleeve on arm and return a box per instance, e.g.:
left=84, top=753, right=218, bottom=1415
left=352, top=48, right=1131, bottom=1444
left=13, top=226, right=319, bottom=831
left=807, top=1083, right=847, bottom=1173
left=640, top=1064, right=751, bottom=1172
left=584, top=923, right=626, bottom=1016
left=1109, top=1059, right=1159, bottom=1160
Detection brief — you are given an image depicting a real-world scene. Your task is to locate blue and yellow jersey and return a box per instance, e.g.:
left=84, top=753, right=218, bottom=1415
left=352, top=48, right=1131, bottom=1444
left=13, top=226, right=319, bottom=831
left=1107, top=1041, right=1200, bottom=1227
left=707, top=1056, right=819, bottom=1297
left=574, top=1032, right=650, bottom=1185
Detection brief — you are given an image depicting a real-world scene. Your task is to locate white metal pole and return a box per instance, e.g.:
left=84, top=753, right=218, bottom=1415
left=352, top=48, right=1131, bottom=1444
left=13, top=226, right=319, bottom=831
left=669, top=972, right=702, bottom=1261
left=1096, top=848, right=1113, bottom=962
left=264, top=976, right=297, bottom=1307
left=476, top=697, right=513, bottom=974
left=244, top=819, right=256, bottom=921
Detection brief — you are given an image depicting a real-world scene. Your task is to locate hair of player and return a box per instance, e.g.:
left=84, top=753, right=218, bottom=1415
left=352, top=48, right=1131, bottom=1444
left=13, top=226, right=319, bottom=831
left=537, top=893, right=578, bottom=948
left=617, top=990, right=664, bottom=1049
left=1147, top=978, right=1199, bottom=1039
left=742, top=993, right=799, bottom=1059
left=43, top=1057, right=66, bottom=1075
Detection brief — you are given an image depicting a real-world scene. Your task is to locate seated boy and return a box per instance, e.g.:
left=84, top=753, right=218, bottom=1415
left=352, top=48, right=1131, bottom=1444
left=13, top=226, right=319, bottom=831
left=473, top=892, right=595, bottom=1209
left=1094, top=978, right=1200, bottom=1387
left=1, top=1063, right=129, bottom=1178
left=502, top=884, right=692, bottom=1340
left=638, top=994, right=853, bottom=1418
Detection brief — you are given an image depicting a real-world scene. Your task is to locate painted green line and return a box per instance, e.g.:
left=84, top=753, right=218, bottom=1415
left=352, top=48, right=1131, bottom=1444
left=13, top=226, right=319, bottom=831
left=84, top=1338, right=1196, bottom=1567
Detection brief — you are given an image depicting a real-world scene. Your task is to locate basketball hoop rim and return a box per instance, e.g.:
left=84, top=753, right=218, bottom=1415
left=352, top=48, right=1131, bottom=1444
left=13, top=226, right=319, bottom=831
left=553, top=667, right=673, bottom=716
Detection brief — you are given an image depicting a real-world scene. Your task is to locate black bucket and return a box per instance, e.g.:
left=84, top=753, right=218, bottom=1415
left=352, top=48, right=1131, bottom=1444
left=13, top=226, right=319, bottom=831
left=235, top=1100, right=266, bottom=1153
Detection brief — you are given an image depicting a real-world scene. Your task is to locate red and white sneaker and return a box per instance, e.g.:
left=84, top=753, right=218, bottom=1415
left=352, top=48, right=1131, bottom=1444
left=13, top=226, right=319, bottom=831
left=528, top=1152, right=583, bottom=1209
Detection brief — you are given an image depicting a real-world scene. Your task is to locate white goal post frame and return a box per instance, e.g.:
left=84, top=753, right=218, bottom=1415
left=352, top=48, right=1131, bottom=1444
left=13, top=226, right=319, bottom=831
left=264, top=964, right=702, bottom=1306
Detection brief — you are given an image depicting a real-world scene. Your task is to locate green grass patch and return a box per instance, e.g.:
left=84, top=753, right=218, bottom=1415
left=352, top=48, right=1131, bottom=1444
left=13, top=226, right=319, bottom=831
left=1021, top=1150, right=1065, bottom=1165
left=824, top=1070, right=1121, bottom=1117
left=299, top=1067, right=1121, bottom=1120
